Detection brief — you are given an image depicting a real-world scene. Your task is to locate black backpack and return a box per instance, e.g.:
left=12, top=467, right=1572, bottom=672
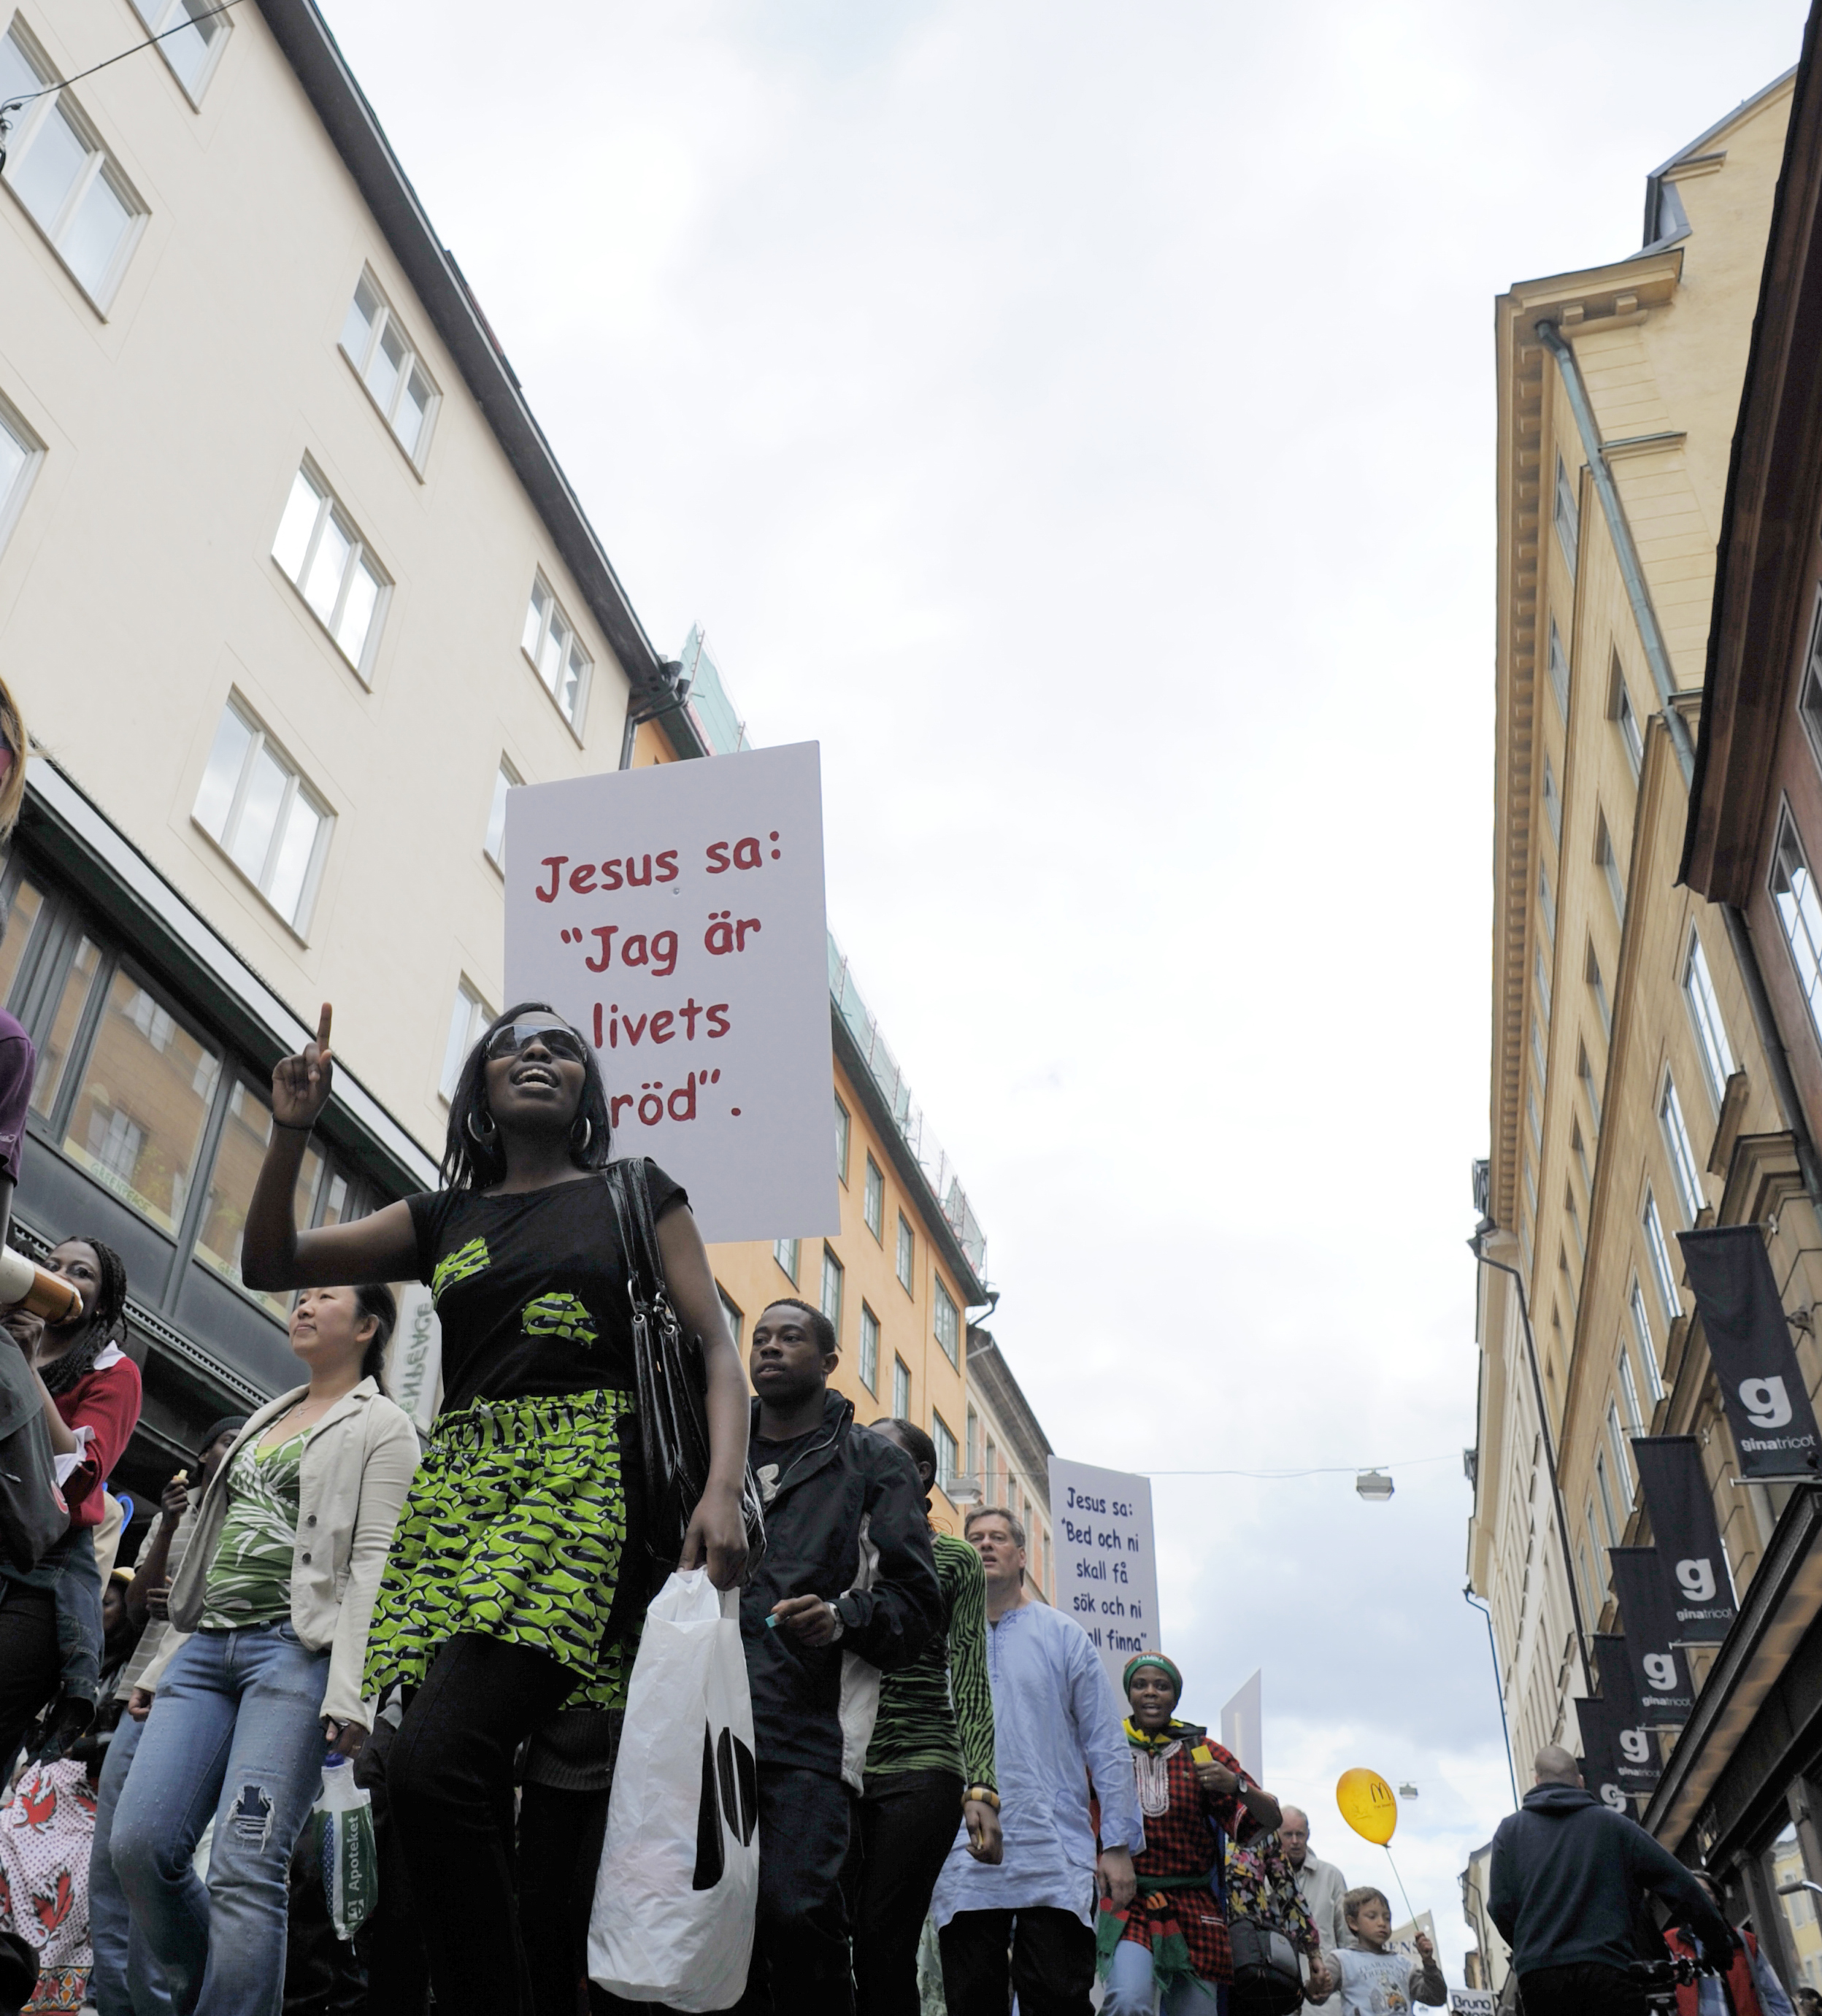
left=0, top=1341, right=68, bottom=1574
left=1227, top=1916, right=1305, bottom=2016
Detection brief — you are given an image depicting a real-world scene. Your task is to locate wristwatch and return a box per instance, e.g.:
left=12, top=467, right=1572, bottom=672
left=825, top=1600, right=846, bottom=1643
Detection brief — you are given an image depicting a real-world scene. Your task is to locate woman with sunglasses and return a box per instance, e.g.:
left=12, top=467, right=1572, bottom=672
left=239, top=1000, right=750, bottom=2016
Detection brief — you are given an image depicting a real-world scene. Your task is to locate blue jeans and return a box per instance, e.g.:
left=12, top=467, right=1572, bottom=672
left=110, top=1624, right=329, bottom=2016
left=1104, top=1937, right=1223, bottom=2016
left=89, top=1709, right=174, bottom=2016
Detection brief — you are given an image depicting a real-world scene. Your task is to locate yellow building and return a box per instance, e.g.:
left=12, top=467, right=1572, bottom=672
left=1469, top=67, right=1822, bottom=1794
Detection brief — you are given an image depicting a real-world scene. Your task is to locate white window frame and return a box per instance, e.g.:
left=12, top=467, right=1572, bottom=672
left=0, top=388, right=44, bottom=559
left=1770, top=807, right=1822, bottom=1053
left=1595, top=1451, right=1618, bottom=1548
left=896, top=1213, right=914, bottom=1293
left=521, top=572, right=593, bottom=734
left=1596, top=812, right=1626, bottom=928
left=1554, top=455, right=1580, bottom=575
left=834, top=1096, right=850, bottom=1185
left=1629, top=1277, right=1664, bottom=1402
left=1642, top=1188, right=1680, bottom=1322
left=270, top=461, right=391, bottom=682
left=772, top=1236, right=799, bottom=1283
left=931, top=1411, right=959, bottom=1493
left=440, top=980, right=492, bottom=1101
left=1535, top=945, right=1551, bottom=1023
left=820, top=1244, right=843, bottom=1336
left=1585, top=1505, right=1606, bottom=1596
left=1586, top=940, right=1611, bottom=1036
left=1619, top=1344, right=1645, bottom=1435
left=1611, top=657, right=1644, bottom=777
left=934, top=1278, right=959, bottom=1366
left=1542, top=755, right=1561, bottom=843
left=339, top=267, right=442, bottom=470
left=191, top=696, right=333, bottom=934
left=0, top=22, right=147, bottom=312
left=1539, top=862, right=1556, bottom=939
left=1607, top=1399, right=1633, bottom=1496
left=1682, top=926, right=1736, bottom=1109
left=892, top=1354, right=911, bottom=1419
left=128, top=0, right=231, bottom=104
left=858, top=1304, right=879, bottom=1394
left=1548, top=615, right=1570, bottom=717
left=717, top=1285, right=742, bottom=1347
left=863, top=1154, right=884, bottom=1241
left=1659, top=1070, right=1703, bottom=1224
left=484, top=755, right=520, bottom=872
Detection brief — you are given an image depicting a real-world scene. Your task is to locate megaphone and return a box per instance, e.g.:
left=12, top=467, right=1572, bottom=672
left=0, top=1246, right=84, bottom=1325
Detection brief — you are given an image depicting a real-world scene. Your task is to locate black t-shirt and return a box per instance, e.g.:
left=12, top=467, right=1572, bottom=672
left=751, top=1430, right=821, bottom=1507
left=405, top=1162, right=688, bottom=1413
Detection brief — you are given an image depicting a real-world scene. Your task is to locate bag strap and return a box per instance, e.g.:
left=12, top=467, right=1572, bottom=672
left=602, top=1159, right=672, bottom=1317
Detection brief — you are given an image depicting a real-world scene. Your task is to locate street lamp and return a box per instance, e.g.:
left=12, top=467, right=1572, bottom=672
left=1356, top=1469, right=1394, bottom=1503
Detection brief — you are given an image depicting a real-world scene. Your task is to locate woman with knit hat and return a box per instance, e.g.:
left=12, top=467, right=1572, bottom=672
left=1099, top=1653, right=1283, bottom=2015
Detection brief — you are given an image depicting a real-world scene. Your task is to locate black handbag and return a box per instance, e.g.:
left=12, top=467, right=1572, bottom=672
left=602, top=1160, right=764, bottom=1584
left=1226, top=1917, right=1305, bottom=2016
left=0, top=1339, right=67, bottom=1575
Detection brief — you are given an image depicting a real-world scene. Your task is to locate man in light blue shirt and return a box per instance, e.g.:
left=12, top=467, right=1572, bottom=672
left=931, top=1505, right=1142, bottom=2015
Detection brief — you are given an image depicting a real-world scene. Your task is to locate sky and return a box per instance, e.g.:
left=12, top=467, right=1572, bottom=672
left=319, top=0, right=1813, bottom=1980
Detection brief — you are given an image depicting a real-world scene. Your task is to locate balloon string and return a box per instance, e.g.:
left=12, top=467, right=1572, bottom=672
left=1382, top=1844, right=1418, bottom=1931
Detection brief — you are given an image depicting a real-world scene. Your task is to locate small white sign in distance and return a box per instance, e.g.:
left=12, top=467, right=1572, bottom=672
left=504, top=743, right=838, bottom=1244
left=1046, top=1457, right=1161, bottom=1693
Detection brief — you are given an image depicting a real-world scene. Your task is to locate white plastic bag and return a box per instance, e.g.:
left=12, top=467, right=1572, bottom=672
left=588, top=1568, right=760, bottom=2011
left=311, top=1756, right=377, bottom=1941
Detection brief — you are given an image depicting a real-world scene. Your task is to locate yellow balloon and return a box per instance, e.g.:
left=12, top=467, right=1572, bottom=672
left=1336, top=1768, right=1398, bottom=1845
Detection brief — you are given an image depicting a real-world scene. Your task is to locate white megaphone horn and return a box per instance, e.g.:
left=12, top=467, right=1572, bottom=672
left=0, top=1246, right=84, bottom=1325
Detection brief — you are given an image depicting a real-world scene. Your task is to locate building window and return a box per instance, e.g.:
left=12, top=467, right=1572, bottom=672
left=1642, top=1188, right=1679, bottom=1320
left=521, top=575, right=592, bottom=730
left=0, top=26, right=145, bottom=307
left=1531, top=1016, right=1548, bottom=1086
left=0, top=394, right=43, bottom=558
left=1619, top=1343, right=1645, bottom=1435
left=931, top=1412, right=959, bottom=1494
left=933, top=1279, right=960, bottom=1366
left=966, top=1404, right=980, bottom=1478
left=896, top=1213, right=914, bottom=1293
left=440, top=980, right=492, bottom=1100
left=193, top=699, right=331, bottom=933
left=1595, top=1451, right=1619, bottom=1547
left=1527, top=1083, right=1542, bottom=1153
left=1578, top=1042, right=1601, bottom=1130
left=984, top=1436, right=999, bottom=1501
left=1596, top=813, right=1625, bottom=927
left=484, top=757, right=519, bottom=869
left=1683, top=927, right=1735, bottom=1108
left=1565, top=1184, right=1583, bottom=1260
left=1539, top=862, right=1556, bottom=939
left=1523, top=1153, right=1538, bottom=1219
left=1578, top=1538, right=1598, bottom=1620
left=1607, top=1399, right=1633, bottom=1496
left=1629, top=1277, right=1664, bottom=1401
left=1554, top=454, right=1580, bottom=575
left=1772, top=812, right=1822, bottom=1052
left=1611, top=657, right=1644, bottom=777
left=864, top=1155, right=884, bottom=1240
left=820, top=1246, right=843, bottom=1336
left=1659, top=1072, right=1703, bottom=1224
left=1585, top=942, right=1610, bottom=1036
left=834, top=1096, right=850, bottom=1185
left=1571, top=1120, right=1592, bottom=1200
left=130, top=0, right=229, bottom=99
left=772, top=1236, right=799, bottom=1284
left=339, top=271, right=439, bottom=465
left=194, top=1077, right=296, bottom=1319
left=271, top=463, right=390, bottom=678
left=718, top=1285, right=742, bottom=1347
left=1535, top=946, right=1551, bottom=1023
left=893, top=1355, right=911, bottom=1419
left=1548, top=615, right=1570, bottom=717
left=1542, top=757, right=1562, bottom=844
left=1799, top=593, right=1822, bottom=778
left=858, top=1304, right=879, bottom=1393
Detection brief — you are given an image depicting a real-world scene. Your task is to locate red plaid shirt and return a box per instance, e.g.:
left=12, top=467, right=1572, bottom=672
left=1120, top=1735, right=1256, bottom=1983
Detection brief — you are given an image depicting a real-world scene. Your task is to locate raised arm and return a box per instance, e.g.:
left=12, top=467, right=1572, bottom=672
left=656, top=1196, right=750, bottom=1591
left=241, top=1007, right=420, bottom=1291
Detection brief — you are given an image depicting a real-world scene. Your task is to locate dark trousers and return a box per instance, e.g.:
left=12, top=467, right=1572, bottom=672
left=734, top=1764, right=856, bottom=2015
left=853, top=1769, right=963, bottom=2016
left=519, top=1780, right=623, bottom=2016
left=939, top=1906, right=1096, bottom=2016
left=1518, top=1963, right=1649, bottom=2016
left=385, top=1633, right=574, bottom=2016
left=0, top=1586, right=58, bottom=1777
left=282, top=1822, right=366, bottom=2015
left=352, top=1715, right=430, bottom=2016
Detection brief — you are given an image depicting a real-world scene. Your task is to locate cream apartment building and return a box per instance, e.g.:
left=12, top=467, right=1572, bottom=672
left=1469, top=66, right=1822, bottom=1812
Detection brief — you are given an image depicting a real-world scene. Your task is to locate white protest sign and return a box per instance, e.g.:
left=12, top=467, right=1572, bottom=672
left=1048, top=1457, right=1161, bottom=1690
left=388, top=1282, right=442, bottom=1434
left=504, top=744, right=837, bottom=1243
left=1449, top=1994, right=1494, bottom=2015
left=1220, top=1669, right=1263, bottom=1785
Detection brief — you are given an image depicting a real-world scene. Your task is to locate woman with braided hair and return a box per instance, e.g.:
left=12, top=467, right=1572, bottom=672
left=0, top=1235, right=141, bottom=1771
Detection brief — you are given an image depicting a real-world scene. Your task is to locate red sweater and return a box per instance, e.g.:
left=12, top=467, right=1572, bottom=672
left=52, top=1347, right=142, bottom=1528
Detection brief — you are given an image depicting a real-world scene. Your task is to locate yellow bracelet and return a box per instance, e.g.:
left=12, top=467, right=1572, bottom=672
left=963, top=1785, right=1000, bottom=1811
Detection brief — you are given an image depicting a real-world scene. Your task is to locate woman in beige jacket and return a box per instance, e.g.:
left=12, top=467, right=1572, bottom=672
left=109, top=1283, right=418, bottom=2015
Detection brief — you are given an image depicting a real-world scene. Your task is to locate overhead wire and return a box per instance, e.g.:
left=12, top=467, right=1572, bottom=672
left=1142, top=1454, right=1460, bottom=1479
left=0, top=1, right=241, bottom=153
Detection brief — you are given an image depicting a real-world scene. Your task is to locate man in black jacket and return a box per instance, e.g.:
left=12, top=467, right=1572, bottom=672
left=1488, top=1744, right=1732, bottom=2015
left=736, top=1296, right=942, bottom=2015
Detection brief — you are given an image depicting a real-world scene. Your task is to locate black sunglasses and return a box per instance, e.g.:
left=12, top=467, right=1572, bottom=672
left=484, top=1020, right=590, bottom=1065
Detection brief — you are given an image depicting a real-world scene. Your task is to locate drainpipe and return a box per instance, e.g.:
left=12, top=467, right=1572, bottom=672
left=1469, top=1228, right=1593, bottom=1694
left=1535, top=321, right=1697, bottom=788
left=1465, top=1584, right=1521, bottom=1807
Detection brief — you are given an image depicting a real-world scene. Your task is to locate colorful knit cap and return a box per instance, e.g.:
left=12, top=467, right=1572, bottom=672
left=1123, top=1652, right=1183, bottom=1697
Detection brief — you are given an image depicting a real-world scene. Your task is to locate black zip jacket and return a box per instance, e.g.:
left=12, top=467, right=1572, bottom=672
left=739, top=1391, right=942, bottom=1787
left=1488, top=1784, right=1732, bottom=1974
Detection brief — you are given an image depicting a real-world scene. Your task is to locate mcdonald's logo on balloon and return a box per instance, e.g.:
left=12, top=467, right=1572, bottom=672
left=1337, top=1768, right=1398, bottom=1845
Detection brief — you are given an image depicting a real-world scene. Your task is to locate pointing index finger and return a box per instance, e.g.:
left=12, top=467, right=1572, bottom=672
left=315, top=1002, right=333, bottom=1055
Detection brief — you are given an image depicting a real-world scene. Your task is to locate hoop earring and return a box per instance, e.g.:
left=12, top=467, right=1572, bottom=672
left=466, top=1107, right=498, bottom=1147
left=571, top=1115, right=593, bottom=1155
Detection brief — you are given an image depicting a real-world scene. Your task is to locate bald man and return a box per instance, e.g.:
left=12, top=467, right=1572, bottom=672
left=1488, top=1744, right=1732, bottom=2016
left=1280, top=1807, right=1347, bottom=1959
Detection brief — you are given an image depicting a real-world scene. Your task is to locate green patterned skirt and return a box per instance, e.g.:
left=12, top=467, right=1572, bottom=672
left=363, top=1388, right=639, bottom=1711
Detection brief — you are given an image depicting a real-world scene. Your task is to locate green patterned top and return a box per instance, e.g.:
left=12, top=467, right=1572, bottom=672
left=864, top=1530, right=996, bottom=1788
left=199, top=1431, right=306, bottom=1630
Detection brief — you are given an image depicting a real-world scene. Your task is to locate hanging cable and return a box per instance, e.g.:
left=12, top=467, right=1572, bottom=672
left=1142, top=1453, right=1459, bottom=1480
left=0, top=1, right=241, bottom=169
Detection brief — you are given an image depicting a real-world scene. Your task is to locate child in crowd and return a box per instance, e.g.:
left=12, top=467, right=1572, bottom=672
left=1307, top=1888, right=1446, bottom=2015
